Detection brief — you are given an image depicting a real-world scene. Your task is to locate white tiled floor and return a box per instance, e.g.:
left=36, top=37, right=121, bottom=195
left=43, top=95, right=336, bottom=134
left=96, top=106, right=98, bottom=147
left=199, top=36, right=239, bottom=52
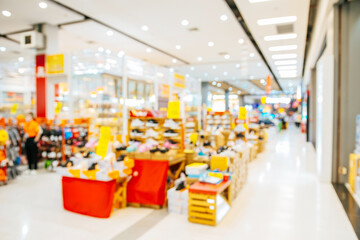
left=0, top=126, right=357, bottom=240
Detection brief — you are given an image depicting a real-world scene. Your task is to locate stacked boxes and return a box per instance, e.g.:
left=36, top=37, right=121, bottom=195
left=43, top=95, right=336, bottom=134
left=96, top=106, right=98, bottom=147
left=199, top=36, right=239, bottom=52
left=228, top=147, right=250, bottom=200
left=167, top=187, right=188, bottom=215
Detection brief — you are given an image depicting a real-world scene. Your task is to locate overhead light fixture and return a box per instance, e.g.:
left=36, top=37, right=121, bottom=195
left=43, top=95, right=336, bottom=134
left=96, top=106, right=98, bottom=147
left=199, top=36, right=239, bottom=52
left=208, top=41, right=214, bottom=47
left=141, top=25, right=149, bottom=31
left=215, top=77, right=219, bottom=81
left=264, top=33, right=297, bottom=41
left=223, top=72, right=228, bottom=76
left=279, top=70, right=297, bottom=75
left=229, top=87, right=233, bottom=91
left=39, top=2, right=48, bottom=9
left=249, top=53, right=255, bottom=57
left=181, top=19, right=189, bottom=26
left=220, top=14, right=228, bottom=21
left=169, top=68, right=174, bottom=72
left=197, top=56, right=203, bottom=61
left=238, top=39, right=244, bottom=44
left=224, top=54, right=230, bottom=59
left=269, top=45, right=298, bottom=51
left=236, top=64, right=240, bottom=68
left=217, top=83, right=222, bottom=87
left=146, top=47, right=152, bottom=53
left=106, top=30, right=114, bottom=36
left=18, top=57, right=24, bottom=62
left=212, top=81, right=217, bottom=85
left=272, top=54, right=297, bottom=60
left=0, top=46, right=7, bottom=52
left=277, top=65, right=297, bottom=70
left=257, top=62, right=262, bottom=67
left=280, top=73, right=297, bottom=78
left=257, top=16, right=297, bottom=26
left=237, top=90, right=241, bottom=94
left=98, top=47, right=104, bottom=52
left=175, top=45, right=181, bottom=50
left=212, top=65, right=217, bottom=69
left=2, top=10, right=11, bottom=17
left=275, top=60, right=297, bottom=65
left=172, top=59, right=177, bottom=63
left=117, top=50, right=125, bottom=57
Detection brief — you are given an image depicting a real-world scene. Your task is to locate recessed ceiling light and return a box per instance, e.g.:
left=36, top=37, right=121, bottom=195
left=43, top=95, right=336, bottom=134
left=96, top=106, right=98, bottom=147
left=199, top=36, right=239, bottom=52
left=208, top=41, right=214, bottom=47
left=212, top=65, right=217, bottom=70
left=106, top=30, right=114, bottom=36
left=220, top=14, right=228, bottom=21
left=223, top=72, right=228, bottom=76
left=0, top=47, right=6, bottom=52
left=237, top=90, right=241, bottom=94
left=264, top=33, right=297, bottom=41
left=39, top=2, right=48, bottom=9
left=275, top=60, right=297, bottom=65
left=238, top=39, right=244, bottom=44
left=212, top=81, right=217, bottom=85
left=215, top=77, right=219, bottom=81
left=249, top=53, right=255, bottom=57
left=18, top=57, right=24, bottom=62
left=229, top=87, right=233, bottom=91
left=204, top=73, right=208, bottom=76
left=190, top=66, right=195, bottom=71
left=106, top=49, right=111, bottom=54
left=269, top=45, right=298, bottom=51
left=224, top=54, right=230, bottom=59
left=172, top=58, right=177, bottom=63
left=257, top=62, right=262, bottom=67
left=146, top=47, right=152, bottom=53
left=258, top=16, right=297, bottom=26
left=169, top=68, right=174, bottom=72
left=217, top=83, right=222, bottom=87
left=236, top=64, right=241, bottom=68
left=175, top=45, right=181, bottom=50
left=141, top=25, right=149, bottom=31
left=197, top=56, right=203, bottom=61
left=117, top=50, right=125, bottom=57
left=2, top=10, right=11, bottom=17
left=277, top=65, right=297, bottom=70
left=98, top=47, right=104, bottom=52
left=272, top=54, right=297, bottom=60
left=181, top=19, right=189, bottom=26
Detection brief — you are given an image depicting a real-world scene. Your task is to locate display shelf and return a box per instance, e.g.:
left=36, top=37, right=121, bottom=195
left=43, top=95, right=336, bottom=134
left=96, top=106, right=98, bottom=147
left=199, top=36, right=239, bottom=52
left=206, top=111, right=233, bottom=132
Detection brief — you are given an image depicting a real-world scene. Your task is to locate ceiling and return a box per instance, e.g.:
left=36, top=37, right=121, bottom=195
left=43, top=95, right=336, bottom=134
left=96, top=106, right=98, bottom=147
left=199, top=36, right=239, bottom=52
left=0, top=0, right=310, bottom=94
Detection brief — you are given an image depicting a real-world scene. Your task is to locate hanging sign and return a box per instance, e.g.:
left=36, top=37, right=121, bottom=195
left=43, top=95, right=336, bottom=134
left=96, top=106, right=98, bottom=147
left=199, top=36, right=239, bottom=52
left=174, top=73, right=186, bottom=89
left=238, top=106, right=247, bottom=120
left=266, top=75, right=272, bottom=95
left=159, top=84, right=170, bottom=98
left=167, top=101, right=180, bottom=119
left=46, top=54, right=64, bottom=74
left=10, top=104, right=18, bottom=114
left=96, top=126, right=111, bottom=158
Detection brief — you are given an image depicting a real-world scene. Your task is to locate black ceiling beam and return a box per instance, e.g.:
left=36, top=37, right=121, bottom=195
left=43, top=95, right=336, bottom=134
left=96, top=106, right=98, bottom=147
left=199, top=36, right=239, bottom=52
left=224, top=0, right=283, bottom=91
left=48, top=0, right=190, bottom=65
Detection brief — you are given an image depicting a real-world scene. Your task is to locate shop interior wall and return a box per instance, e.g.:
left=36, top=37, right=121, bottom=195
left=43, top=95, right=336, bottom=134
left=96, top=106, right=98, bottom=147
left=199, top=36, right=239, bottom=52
left=333, top=0, right=360, bottom=184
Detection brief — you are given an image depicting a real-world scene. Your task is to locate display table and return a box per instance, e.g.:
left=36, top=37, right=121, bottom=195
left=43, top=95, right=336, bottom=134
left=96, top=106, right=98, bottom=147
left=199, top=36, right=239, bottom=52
left=188, top=181, right=232, bottom=226
left=62, top=177, right=116, bottom=218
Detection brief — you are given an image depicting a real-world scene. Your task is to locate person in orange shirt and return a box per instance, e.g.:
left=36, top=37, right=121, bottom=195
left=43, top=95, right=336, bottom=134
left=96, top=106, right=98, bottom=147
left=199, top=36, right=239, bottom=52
left=24, top=113, right=42, bottom=174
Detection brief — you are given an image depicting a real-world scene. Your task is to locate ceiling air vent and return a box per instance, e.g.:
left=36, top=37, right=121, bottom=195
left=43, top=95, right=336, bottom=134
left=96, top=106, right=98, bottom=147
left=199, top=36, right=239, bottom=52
left=276, top=24, right=294, bottom=34
left=188, top=27, right=199, bottom=32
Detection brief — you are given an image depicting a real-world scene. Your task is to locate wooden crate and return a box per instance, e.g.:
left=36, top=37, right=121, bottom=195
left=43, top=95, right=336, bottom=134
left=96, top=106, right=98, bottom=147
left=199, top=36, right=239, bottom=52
left=188, top=192, right=217, bottom=226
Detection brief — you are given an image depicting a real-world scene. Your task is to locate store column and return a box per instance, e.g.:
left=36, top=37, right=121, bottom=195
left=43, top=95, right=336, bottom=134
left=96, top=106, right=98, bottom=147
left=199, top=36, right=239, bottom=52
left=201, top=82, right=210, bottom=107
left=225, top=90, right=229, bottom=111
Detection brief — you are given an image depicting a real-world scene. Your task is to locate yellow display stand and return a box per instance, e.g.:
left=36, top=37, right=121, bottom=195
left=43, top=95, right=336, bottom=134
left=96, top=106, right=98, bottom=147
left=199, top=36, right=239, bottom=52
left=349, top=153, right=360, bottom=192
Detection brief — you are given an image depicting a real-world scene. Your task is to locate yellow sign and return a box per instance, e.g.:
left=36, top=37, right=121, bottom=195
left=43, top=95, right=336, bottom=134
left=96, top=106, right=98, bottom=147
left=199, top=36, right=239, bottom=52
left=55, top=102, right=62, bottom=115
left=261, top=96, right=267, bottom=105
left=96, top=126, right=111, bottom=158
left=46, top=54, right=64, bottom=74
left=189, top=133, right=198, bottom=144
left=167, top=101, right=180, bottom=119
left=10, top=104, right=18, bottom=114
left=174, top=73, right=186, bottom=89
left=210, top=156, right=228, bottom=171
left=238, top=107, right=247, bottom=120
left=279, top=108, right=285, bottom=113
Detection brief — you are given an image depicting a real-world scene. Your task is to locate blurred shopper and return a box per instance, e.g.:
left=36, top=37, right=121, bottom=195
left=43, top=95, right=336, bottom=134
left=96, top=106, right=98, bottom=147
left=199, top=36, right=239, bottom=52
left=24, top=113, right=42, bottom=175
left=295, top=112, right=302, bottom=128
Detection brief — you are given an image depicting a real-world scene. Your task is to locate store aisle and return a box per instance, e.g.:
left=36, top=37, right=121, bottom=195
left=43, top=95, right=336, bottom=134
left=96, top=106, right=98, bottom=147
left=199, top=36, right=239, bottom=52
left=0, top=126, right=357, bottom=240
left=130, top=126, right=357, bottom=240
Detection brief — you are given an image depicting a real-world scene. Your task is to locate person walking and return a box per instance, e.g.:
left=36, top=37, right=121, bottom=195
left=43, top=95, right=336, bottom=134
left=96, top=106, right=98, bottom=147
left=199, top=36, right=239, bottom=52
left=24, top=113, right=42, bottom=175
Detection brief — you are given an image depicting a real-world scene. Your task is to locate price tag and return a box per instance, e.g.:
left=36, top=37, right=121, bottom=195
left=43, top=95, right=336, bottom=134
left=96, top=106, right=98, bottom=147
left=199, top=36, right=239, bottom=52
left=96, top=126, right=111, bottom=158
left=55, top=102, right=62, bottom=115
left=238, top=107, right=247, bottom=120
left=10, top=104, right=18, bottom=114
left=167, top=101, right=180, bottom=119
